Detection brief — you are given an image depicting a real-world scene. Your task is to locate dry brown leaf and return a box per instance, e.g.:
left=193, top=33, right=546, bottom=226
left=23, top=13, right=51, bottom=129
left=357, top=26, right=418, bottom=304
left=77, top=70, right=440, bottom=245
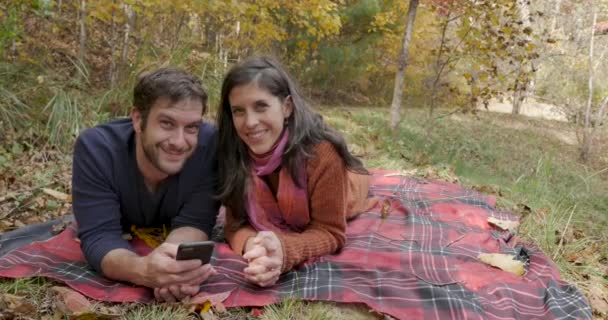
left=13, top=219, right=26, bottom=228
left=588, top=282, right=608, bottom=316
left=0, top=293, right=37, bottom=315
left=472, top=184, right=502, bottom=196
left=380, top=199, right=391, bottom=218
left=51, top=220, right=72, bottom=235
left=42, top=188, right=70, bottom=202
left=478, top=253, right=526, bottom=276
left=51, top=286, right=92, bottom=316
left=487, top=217, right=520, bottom=232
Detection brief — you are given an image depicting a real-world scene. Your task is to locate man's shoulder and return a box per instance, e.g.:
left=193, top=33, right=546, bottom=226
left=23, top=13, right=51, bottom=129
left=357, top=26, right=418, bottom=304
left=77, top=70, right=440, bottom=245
left=76, top=118, right=133, bottom=151
left=196, top=121, right=218, bottom=148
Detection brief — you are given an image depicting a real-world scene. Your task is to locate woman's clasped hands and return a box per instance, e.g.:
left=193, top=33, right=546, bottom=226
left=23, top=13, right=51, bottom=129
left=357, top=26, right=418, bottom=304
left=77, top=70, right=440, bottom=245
left=243, top=231, right=284, bottom=287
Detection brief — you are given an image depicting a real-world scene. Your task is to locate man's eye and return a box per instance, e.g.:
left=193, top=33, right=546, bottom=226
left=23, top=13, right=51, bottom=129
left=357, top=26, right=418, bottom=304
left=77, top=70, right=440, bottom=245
left=160, top=121, right=173, bottom=128
left=186, top=125, right=199, bottom=133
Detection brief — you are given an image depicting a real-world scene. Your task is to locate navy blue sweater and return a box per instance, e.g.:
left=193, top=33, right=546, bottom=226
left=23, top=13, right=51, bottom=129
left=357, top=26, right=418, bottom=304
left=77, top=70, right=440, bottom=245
left=72, top=118, right=220, bottom=272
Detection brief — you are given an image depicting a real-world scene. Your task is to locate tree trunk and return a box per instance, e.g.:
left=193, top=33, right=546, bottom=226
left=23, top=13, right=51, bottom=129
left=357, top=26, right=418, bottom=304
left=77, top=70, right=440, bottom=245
left=120, top=4, right=133, bottom=78
left=389, top=0, right=419, bottom=130
left=580, top=10, right=597, bottom=162
left=109, top=0, right=117, bottom=88
left=512, top=82, right=523, bottom=115
left=511, top=0, right=532, bottom=115
left=78, top=0, right=87, bottom=63
left=550, top=0, right=562, bottom=35
left=429, top=8, right=451, bottom=117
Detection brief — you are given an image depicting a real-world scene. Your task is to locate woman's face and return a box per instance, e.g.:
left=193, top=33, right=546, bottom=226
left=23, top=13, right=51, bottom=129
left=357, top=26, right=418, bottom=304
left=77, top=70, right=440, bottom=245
left=228, top=82, right=292, bottom=155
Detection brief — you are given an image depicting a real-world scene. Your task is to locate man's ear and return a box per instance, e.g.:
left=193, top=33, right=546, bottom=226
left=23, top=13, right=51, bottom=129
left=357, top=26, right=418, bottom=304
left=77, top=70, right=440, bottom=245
left=131, top=107, right=142, bottom=133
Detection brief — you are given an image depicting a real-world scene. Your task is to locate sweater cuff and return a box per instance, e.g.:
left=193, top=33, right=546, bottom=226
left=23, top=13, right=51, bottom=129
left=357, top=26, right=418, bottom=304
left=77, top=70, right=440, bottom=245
left=276, top=233, right=295, bottom=273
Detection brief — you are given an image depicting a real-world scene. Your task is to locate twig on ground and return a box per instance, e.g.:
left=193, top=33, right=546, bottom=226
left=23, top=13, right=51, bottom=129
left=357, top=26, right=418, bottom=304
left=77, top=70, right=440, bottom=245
left=553, top=204, right=576, bottom=260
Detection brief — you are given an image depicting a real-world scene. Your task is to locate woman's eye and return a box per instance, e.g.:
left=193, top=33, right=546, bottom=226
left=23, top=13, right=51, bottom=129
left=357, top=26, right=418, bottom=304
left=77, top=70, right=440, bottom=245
left=255, top=103, right=268, bottom=111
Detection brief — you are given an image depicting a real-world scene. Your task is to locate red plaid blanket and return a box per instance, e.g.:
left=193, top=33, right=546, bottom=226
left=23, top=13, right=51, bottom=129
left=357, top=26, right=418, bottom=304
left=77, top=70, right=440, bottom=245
left=0, top=171, right=591, bottom=319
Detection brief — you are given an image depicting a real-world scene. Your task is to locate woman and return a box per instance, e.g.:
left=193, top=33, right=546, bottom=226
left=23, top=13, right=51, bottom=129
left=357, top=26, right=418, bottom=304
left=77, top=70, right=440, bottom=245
left=217, top=56, right=374, bottom=287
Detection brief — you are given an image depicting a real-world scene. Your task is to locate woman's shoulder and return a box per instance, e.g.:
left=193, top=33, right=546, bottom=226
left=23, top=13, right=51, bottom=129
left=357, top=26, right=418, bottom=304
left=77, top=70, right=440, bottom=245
left=306, top=140, right=343, bottom=171
left=310, top=140, right=340, bottom=158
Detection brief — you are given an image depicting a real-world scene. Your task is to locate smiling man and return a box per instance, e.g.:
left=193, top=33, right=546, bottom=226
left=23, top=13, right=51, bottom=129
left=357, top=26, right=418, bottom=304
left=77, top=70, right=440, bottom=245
left=71, top=67, right=220, bottom=302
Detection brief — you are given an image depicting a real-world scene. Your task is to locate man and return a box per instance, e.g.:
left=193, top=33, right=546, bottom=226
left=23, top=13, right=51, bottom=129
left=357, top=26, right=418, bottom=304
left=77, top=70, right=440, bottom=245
left=72, top=67, right=220, bottom=302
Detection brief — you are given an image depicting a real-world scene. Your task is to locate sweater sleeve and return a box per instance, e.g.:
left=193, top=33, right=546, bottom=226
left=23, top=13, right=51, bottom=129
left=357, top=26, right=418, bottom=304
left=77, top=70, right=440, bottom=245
left=276, top=142, right=348, bottom=272
left=72, top=129, right=132, bottom=273
left=224, top=207, right=258, bottom=255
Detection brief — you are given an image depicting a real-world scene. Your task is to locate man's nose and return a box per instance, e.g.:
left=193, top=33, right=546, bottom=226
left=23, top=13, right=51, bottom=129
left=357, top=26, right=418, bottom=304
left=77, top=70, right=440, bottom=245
left=169, top=129, right=187, bottom=149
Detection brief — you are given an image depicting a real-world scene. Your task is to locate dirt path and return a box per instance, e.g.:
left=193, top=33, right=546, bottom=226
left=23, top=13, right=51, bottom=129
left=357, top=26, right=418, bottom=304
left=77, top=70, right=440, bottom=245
left=481, top=98, right=568, bottom=122
left=478, top=98, right=577, bottom=145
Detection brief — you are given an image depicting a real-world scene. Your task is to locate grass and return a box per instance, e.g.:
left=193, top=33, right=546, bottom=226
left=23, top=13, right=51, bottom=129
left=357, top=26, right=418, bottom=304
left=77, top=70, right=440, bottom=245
left=1, top=105, right=607, bottom=318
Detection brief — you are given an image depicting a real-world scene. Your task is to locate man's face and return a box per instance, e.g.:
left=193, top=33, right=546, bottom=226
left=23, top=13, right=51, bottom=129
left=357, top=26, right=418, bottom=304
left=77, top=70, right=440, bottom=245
left=131, top=97, right=203, bottom=178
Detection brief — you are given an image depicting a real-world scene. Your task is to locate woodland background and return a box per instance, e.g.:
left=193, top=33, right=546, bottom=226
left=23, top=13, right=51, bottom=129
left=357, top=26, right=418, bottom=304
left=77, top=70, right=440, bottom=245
left=1, top=0, right=608, bottom=319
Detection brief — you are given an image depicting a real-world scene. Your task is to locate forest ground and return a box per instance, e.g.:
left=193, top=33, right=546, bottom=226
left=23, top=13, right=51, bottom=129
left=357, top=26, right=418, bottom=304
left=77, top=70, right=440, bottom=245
left=0, top=106, right=607, bottom=319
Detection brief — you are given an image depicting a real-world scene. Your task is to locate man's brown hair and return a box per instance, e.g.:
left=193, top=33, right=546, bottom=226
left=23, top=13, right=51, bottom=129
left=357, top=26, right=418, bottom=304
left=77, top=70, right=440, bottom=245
left=133, top=67, right=207, bottom=129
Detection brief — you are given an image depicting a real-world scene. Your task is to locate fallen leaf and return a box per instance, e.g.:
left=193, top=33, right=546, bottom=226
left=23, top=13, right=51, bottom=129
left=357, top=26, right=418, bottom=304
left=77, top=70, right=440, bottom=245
left=487, top=217, right=520, bottom=232
left=51, top=286, right=92, bottom=315
left=587, top=282, right=608, bottom=316
left=52, top=220, right=72, bottom=235
left=25, top=215, right=44, bottom=224
left=192, top=300, right=212, bottom=314
left=380, top=199, right=391, bottom=218
left=250, top=308, right=264, bottom=317
left=516, top=203, right=532, bottom=217
left=13, top=219, right=26, bottom=228
left=187, top=290, right=232, bottom=313
left=478, top=253, right=526, bottom=276
left=42, top=188, right=70, bottom=202
left=0, top=293, right=37, bottom=315
left=0, top=220, right=14, bottom=229
left=472, top=184, right=502, bottom=196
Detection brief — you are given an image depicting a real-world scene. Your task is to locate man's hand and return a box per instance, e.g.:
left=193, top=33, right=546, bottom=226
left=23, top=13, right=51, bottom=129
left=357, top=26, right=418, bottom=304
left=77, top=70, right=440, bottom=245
left=144, top=243, right=217, bottom=302
left=100, top=227, right=216, bottom=302
left=242, top=231, right=284, bottom=287
left=153, top=282, right=203, bottom=303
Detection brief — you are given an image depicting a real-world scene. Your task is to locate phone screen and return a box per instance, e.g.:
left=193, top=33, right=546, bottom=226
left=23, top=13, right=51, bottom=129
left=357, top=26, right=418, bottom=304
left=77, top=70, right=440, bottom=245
left=176, top=241, right=214, bottom=265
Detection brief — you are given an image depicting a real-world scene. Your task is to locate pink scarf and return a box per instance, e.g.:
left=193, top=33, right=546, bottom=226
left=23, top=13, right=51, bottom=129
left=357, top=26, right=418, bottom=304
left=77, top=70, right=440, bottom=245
left=246, top=129, right=310, bottom=233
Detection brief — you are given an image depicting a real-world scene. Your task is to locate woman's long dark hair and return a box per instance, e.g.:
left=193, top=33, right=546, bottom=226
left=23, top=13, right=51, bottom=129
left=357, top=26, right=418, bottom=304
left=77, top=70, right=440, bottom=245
left=217, top=56, right=368, bottom=224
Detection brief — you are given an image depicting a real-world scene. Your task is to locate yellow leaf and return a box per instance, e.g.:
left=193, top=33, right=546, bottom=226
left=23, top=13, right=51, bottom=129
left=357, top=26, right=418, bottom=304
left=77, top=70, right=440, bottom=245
left=478, top=253, right=525, bottom=276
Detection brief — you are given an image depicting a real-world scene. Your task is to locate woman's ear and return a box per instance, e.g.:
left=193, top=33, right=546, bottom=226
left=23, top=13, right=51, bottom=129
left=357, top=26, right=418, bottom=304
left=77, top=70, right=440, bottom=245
left=283, top=95, right=294, bottom=118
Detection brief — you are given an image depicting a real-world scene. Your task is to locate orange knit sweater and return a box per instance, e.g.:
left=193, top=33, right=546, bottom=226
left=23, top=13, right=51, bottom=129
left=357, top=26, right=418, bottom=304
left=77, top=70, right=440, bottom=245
left=224, top=141, right=374, bottom=272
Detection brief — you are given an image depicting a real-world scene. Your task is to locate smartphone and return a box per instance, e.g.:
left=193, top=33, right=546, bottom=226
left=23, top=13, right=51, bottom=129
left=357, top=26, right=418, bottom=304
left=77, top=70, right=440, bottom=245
left=175, top=241, right=215, bottom=265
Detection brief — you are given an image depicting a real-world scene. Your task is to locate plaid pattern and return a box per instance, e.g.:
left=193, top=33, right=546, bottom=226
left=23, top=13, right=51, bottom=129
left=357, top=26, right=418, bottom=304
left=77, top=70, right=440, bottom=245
left=0, top=170, right=591, bottom=319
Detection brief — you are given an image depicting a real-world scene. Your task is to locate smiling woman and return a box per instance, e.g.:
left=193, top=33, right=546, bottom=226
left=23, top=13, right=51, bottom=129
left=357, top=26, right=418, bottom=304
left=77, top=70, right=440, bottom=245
left=216, top=56, right=376, bottom=287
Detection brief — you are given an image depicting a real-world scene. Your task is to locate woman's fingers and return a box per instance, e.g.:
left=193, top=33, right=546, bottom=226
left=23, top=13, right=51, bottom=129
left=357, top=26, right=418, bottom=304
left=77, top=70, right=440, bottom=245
left=243, top=244, right=267, bottom=261
left=245, top=268, right=281, bottom=287
left=256, top=231, right=281, bottom=252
